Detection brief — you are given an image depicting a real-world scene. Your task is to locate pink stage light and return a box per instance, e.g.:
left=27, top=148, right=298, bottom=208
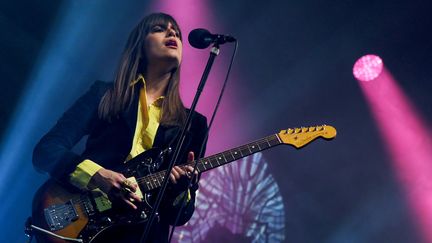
left=353, top=54, right=383, bottom=82
left=356, top=59, right=432, bottom=243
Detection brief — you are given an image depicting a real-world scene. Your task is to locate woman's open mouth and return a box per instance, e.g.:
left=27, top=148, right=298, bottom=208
left=165, top=39, right=178, bottom=48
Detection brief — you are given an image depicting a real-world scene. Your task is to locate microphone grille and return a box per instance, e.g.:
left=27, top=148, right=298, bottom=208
left=188, top=28, right=212, bottom=49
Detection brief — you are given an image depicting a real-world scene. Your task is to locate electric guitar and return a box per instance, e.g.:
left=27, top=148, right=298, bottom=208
left=29, top=125, right=337, bottom=243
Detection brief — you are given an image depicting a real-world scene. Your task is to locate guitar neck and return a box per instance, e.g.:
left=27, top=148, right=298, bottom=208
left=138, top=134, right=282, bottom=192
left=194, top=134, right=282, bottom=172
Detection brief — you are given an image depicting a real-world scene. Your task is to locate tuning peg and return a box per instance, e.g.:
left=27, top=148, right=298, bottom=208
left=286, top=128, right=294, bottom=134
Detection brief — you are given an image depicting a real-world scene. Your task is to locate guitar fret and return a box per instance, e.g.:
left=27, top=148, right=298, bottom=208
left=240, top=147, right=249, bottom=156
left=148, top=175, right=155, bottom=188
left=202, top=159, right=208, bottom=170
left=265, top=137, right=271, bottom=146
left=208, top=158, right=214, bottom=168
left=154, top=177, right=160, bottom=187
left=256, top=142, right=262, bottom=150
left=268, top=135, right=279, bottom=146
left=196, top=162, right=204, bottom=172
left=207, top=158, right=213, bottom=168
left=215, top=156, right=221, bottom=166
left=151, top=176, right=157, bottom=188
left=148, top=178, right=154, bottom=190
left=232, top=150, right=241, bottom=159
left=249, top=143, right=259, bottom=153
left=160, top=175, right=164, bottom=184
left=237, top=148, right=243, bottom=157
left=275, top=134, right=282, bottom=144
left=216, top=155, right=226, bottom=165
left=227, top=150, right=236, bottom=161
left=222, top=153, right=229, bottom=163
left=210, top=157, right=218, bottom=167
left=147, top=180, right=152, bottom=190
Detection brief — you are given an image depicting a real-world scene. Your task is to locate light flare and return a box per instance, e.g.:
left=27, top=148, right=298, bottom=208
left=353, top=54, right=383, bottom=82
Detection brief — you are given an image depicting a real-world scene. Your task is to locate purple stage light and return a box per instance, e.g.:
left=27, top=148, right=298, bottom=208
left=353, top=54, right=383, bottom=82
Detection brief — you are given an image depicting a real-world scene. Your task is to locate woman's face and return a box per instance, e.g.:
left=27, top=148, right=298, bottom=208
left=144, top=22, right=182, bottom=69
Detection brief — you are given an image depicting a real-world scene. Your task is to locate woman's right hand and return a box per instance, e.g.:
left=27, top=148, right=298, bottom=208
left=90, top=168, right=142, bottom=210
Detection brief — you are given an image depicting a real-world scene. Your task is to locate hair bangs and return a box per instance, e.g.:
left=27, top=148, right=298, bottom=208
left=145, top=13, right=182, bottom=40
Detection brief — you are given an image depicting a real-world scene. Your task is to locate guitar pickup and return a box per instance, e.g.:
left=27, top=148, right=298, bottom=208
left=44, top=200, right=79, bottom=231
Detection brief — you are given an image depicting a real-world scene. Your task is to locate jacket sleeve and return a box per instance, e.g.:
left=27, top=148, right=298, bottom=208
left=32, top=81, right=110, bottom=181
left=160, top=113, right=208, bottom=226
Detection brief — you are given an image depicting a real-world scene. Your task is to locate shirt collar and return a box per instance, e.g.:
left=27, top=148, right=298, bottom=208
left=132, top=74, right=165, bottom=107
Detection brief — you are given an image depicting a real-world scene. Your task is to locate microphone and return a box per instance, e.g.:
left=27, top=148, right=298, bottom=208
left=188, top=28, right=236, bottom=49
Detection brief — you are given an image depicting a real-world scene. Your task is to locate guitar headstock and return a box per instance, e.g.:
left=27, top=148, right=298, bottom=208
left=278, top=125, right=337, bottom=148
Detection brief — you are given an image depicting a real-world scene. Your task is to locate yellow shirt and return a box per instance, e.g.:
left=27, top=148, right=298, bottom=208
left=128, top=75, right=163, bottom=160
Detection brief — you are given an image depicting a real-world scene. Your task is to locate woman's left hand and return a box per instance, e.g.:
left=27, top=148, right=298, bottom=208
left=169, top=151, right=198, bottom=188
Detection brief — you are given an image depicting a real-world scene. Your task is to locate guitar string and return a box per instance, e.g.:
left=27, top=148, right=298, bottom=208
left=49, top=135, right=282, bottom=211
left=135, top=135, right=280, bottom=184
left=135, top=135, right=280, bottom=186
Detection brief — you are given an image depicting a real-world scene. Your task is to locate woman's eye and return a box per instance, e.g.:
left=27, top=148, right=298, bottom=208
left=152, top=26, right=164, bottom=32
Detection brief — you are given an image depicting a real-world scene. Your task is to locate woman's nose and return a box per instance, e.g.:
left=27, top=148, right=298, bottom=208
left=167, top=28, right=177, bottom=38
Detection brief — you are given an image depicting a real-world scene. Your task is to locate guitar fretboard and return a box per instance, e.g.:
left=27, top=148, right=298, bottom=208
left=137, top=134, right=282, bottom=192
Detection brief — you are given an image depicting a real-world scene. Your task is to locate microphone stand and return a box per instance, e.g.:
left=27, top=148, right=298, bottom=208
left=140, top=43, right=220, bottom=242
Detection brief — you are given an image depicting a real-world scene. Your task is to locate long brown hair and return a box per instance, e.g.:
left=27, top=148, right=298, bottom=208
left=98, top=13, right=186, bottom=126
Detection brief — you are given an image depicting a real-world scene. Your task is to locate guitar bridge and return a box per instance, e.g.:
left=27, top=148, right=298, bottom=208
left=44, top=199, right=79, bottom=231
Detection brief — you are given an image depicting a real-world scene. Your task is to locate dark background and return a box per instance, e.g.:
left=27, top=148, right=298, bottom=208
left=1, top=0, right=431, bottom=242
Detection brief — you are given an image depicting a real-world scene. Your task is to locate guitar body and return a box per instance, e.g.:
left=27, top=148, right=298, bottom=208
left=31, top=148, right=167, bottom=243
left=30, top=125, right=337, bottom=243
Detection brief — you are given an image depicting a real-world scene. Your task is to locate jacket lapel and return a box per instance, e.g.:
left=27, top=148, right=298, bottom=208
left=122, top=87, right=140, bottom=134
